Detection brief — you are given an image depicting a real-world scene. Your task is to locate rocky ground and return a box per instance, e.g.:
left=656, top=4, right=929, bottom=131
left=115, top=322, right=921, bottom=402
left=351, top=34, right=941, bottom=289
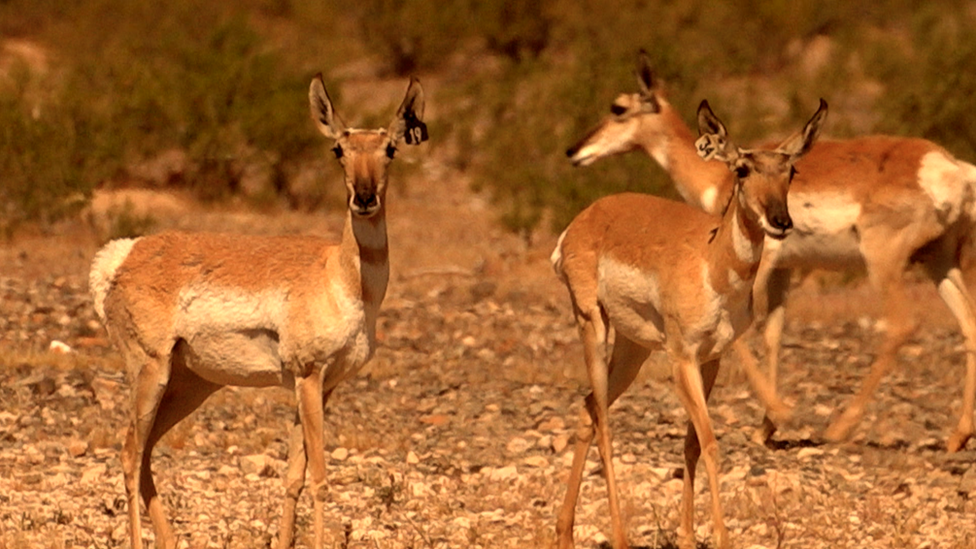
left=2, top=161, right=976, bottom=549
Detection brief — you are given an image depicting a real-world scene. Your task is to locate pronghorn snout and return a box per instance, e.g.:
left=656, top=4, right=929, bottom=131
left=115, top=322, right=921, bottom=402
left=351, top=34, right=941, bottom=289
left=765, top=204, right=793, bottom=239
left=352, top=191, right=380, bottom=216
left=566, top=143, right=581, bottom=159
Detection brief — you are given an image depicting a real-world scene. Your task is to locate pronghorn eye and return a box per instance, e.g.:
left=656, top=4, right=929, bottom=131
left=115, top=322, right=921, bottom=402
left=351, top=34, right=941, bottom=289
left=386, top=144, right=397, bottom=159
left=610, top=104, right=627, bottom=116
left=734, top=165, right=750, bottom=179
left=332, top=145, right=343, bottom=159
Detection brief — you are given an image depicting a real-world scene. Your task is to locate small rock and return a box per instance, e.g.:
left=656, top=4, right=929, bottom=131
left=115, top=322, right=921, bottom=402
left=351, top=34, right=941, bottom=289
left=240, top=454, right=274, bottom=477
left=797, top=447, right=824, bottom=460
left=331, top=447, right=350, bottom=461
left=217, top=465, right=237, bottom=477
left=537, top=416, right=566, bottom=431
left=406, top=451, right=420, bottom=465
left=523, top=455, right=550, bottom=468
left=67, top=439, right=89, bottom=458
left=488, top=465, right=519, bottom=482
left=552, top=434, right=571, bottom=454
left=506, top=437, right=532, bottom=455
left=49, top=340, right=72, bottom=353
left=959, top=468, right=976, bottom=495
left=81, top=463, right=108, bottom=484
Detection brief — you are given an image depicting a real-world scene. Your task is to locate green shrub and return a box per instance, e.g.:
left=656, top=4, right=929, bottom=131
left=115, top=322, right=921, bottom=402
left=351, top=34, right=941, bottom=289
left=867, top=5, right=976, bottom=162
left=3, top=0, right=975, bottom=237
left=0, top=66, right=114, bottom=234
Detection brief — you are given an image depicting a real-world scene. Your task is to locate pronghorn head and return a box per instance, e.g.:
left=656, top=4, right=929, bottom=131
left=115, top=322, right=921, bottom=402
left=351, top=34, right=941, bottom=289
left=566, top=50, right=669, bottom=166
left=309, top=74, right=427, bottom=218
left=695, top=98, right=827, bottom=239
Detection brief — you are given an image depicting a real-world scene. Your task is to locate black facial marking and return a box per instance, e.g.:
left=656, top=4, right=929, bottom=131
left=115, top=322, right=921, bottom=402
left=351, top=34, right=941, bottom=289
left=610, top=104, right=627, bottom=116
left=386, top=143, right=397, bottom=159
left=789, top=165, right=798, bottom=181
left=332, top=145, right=343, bottom=159
left=734, top=165, right=750, bottom=179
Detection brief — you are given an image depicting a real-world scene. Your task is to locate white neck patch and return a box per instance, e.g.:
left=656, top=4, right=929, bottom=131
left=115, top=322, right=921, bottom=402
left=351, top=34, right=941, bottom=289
left=731, top=212, right=760, bottom=263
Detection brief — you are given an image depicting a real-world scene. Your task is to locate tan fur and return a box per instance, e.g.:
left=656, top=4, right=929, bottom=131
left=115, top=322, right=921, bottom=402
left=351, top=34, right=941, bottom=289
left=91, top=75, right=426, bottom=549
left=554, top=100, right=825, bottom=549
left=568, top=53, right=976, bottom=452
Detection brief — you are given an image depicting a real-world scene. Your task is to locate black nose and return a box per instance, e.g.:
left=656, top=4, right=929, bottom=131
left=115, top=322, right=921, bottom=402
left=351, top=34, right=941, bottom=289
left=770, top=212, right=793, bottom=232
left=565, top=145, right=578, bottom=158
left=353, top=192, right=378, bottom=210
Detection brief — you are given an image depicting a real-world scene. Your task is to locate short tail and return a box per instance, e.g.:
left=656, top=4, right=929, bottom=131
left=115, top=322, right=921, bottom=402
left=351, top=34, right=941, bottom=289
left=89, top=238, right=139, bottom=322
left=550, top=229, right=569, bottom=283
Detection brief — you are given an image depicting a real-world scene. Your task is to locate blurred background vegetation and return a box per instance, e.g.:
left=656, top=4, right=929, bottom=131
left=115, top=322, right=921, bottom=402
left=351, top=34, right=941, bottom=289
left=1, top=0, right=975, bottom=237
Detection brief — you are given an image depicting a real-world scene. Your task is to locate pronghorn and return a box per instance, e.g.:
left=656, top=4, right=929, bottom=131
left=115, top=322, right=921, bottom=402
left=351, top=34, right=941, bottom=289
left=552, top=99, right=826, bottom=549
left=567, top=51, right=976, bottom=452
left=89, top=74, right=427, bottom=549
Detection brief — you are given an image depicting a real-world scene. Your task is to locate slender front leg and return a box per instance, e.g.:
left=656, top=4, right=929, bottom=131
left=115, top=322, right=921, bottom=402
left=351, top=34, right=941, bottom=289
left=674, top=358, right=727, bottom=549
left=277, top=412, right=307, bottom=549
left=297, top=374, right=329, bottom=548
left=937, top=268, right=976, bottom=452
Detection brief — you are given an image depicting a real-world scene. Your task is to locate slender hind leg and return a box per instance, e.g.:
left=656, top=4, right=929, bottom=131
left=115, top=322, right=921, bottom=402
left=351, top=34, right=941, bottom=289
left=825, top=233, right=916, bottom=443
left=555, top=329, right=650, bottom=549
left=140, top=346, right=221, bottom=548
left=121, top=352, right=173, bottom=549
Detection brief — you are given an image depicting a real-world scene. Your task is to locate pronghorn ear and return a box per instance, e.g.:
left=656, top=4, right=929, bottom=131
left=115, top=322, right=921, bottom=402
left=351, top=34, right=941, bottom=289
left=309, top=73, right=345, bottom=140
left=695, top=100, right=739, bottom=163
left=635, top=50, right=661, bottom=112
left=777, top=98, right=828, bottom=161
left=635, top=50, right=656, bottom=96
left=389, top=77, right=428, bottom=147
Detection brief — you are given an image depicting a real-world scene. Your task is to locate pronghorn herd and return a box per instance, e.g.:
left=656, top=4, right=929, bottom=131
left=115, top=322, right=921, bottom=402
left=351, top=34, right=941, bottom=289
left=88, top=56, right=976, bottom=549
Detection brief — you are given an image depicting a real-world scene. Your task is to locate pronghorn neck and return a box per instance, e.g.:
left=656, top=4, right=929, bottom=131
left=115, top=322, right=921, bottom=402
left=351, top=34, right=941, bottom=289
left=340, top=207, right=390, bottom=317
left=707, top=188, right=766, bottom=292
left=643, top=103, right=735, bottom=215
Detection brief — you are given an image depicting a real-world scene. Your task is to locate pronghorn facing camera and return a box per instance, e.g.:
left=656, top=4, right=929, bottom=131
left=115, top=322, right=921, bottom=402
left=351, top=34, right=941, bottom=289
left=568, top=51, right=976, bottom=452
left=89, top=74, right=427, bottom=549
left=553, top=99, right=826, bottom=549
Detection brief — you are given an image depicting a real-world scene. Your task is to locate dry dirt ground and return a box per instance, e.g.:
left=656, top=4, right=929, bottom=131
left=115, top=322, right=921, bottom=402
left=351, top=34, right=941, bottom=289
left=2, top=152, right=976, bottom=549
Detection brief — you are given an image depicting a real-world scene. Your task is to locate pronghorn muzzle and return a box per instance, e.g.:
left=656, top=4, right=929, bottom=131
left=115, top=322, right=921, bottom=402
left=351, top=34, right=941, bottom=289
left=765, top=202, right=793, bottom=238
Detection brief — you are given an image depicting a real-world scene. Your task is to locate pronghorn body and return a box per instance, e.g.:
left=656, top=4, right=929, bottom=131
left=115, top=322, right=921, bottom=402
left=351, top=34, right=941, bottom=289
left=567, top=52, right=976, bottom=452
left=91, top=74, right=426, bottom=549
left=553, top=193, right=760, bottom=363
left=554, top=100, right=826, bottom=549
left=92, top=226, right=385, bottom=390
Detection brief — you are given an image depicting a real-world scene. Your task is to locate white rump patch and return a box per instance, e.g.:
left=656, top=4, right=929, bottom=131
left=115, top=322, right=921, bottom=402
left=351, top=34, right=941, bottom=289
left=89, top=238, right=140, bottom=321
left=550, top=229, right=569, bottom=279
left=918, top=151, right=969, bottom=225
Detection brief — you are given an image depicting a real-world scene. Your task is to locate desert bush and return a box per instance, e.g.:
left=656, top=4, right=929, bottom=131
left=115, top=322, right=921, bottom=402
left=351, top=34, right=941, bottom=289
left=0, top=0, right=324, bottom=228
left=866, top=4, right=976, bottom=163
left=3, top=0, right=975, bottom=236
left=0, top=66, right=115, bottom=234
